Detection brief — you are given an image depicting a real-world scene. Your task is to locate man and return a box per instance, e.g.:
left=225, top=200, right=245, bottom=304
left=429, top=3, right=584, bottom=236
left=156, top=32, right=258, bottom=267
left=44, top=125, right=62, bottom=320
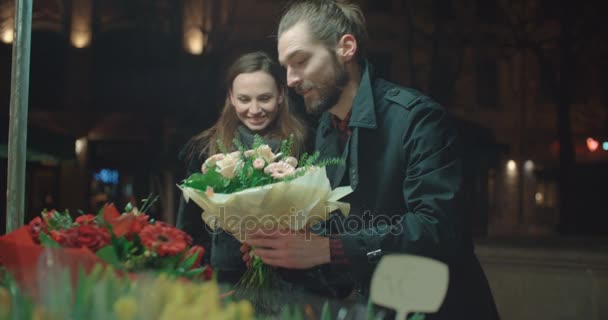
left=243, top=1, right=499, bottom=319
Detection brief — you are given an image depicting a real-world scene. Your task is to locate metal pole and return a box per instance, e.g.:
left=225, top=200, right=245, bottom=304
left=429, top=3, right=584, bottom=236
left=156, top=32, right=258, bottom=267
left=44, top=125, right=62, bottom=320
left=6, top=0, right=33, bottom=233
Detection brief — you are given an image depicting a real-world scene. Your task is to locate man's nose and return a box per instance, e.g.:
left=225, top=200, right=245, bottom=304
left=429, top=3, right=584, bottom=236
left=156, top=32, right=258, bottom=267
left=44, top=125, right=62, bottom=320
left=286, top=67, right=301, bottom=88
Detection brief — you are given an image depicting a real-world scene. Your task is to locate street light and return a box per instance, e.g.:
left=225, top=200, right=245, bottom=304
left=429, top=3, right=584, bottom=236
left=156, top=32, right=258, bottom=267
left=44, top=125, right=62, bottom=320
left=586, top=137, right=599, bottom=152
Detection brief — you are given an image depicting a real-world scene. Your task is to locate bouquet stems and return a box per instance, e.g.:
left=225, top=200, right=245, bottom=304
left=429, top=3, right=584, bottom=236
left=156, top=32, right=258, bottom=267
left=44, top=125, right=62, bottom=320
left=234, top=251, right=286, bottom=315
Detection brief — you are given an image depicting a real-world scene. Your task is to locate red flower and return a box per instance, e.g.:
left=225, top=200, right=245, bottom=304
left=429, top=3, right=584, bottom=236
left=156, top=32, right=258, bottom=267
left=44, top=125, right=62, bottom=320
left=203, top=265, right=213, bottom=280
left=50, top=226, right=110, bottom=252
left=101, top=203, right=121, bottom=221
left=139, top=224, right=191, bottom=256
left=50, top=230, right=75, bottom=247
left=26, top=217, right=46, bottom=243
left=111, top=213, right=150, bottom=238
left=101, top=203, right=150, bottom=238
left=130, top=214, right=150, bottom=234
left=180, top=245, right=205, bottom=270
left=73, top=225, right=111, bottom=251
left=75, top=214, right=97, bottom=225
left=152, top=221, right=192, bottom=244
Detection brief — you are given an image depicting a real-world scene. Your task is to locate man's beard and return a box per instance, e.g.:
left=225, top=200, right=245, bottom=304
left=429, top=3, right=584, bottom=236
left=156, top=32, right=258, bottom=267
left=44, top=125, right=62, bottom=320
left=304, top=56, right=349, bottom=115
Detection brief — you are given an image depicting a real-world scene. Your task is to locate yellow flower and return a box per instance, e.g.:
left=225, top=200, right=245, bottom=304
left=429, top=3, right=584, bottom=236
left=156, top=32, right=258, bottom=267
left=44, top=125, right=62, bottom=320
left=0, top=287, right=10, bottom=320
left=237, top=300, right=254, bottom=319
left=30, top=307, right=56, bottom=320
left=113, top=296, right=138, bottom=320
left=117, top=275, right=252, bottom=320
left=212, top=303, right=237, bottom=320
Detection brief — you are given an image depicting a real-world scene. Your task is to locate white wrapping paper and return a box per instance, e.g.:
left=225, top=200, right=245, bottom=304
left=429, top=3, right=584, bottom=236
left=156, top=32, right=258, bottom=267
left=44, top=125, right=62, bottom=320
left=179, top=167, right=352, bottom=241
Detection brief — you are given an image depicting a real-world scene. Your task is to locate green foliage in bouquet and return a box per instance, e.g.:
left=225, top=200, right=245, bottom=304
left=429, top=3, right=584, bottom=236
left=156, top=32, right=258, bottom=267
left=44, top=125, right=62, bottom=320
left=180, top=134, right=343, bottom=194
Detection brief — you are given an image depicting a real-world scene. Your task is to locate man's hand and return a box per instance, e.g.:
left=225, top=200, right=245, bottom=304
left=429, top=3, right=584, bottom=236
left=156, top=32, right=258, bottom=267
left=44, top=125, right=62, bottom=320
left=240, top=228, right=330, bottom=269
left=240, top=242, right=253, bottom=267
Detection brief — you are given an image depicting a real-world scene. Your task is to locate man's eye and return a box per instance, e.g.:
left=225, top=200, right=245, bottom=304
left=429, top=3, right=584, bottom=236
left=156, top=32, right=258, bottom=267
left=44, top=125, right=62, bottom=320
left=297, top=57, right=308, bottom=66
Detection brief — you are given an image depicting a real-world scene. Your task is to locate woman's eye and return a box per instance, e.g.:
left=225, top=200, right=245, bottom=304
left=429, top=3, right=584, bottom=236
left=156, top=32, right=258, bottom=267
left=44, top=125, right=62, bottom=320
left=259, top=96, right=271, bottom=102
left=238, top=97, right=249, bottom=102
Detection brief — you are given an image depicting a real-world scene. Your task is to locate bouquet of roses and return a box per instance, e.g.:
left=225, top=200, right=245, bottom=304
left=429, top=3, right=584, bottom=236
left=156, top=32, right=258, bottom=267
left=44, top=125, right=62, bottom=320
left=178, top=135, right=352, bottom=313
left=23, top=199, right=210, bottom=280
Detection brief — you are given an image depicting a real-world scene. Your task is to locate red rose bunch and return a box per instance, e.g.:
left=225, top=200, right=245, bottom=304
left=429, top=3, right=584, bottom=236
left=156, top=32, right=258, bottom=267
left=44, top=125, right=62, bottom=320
left=51, top=225, right=111, bottom=252
left=24, top=201, right=210, bottom=280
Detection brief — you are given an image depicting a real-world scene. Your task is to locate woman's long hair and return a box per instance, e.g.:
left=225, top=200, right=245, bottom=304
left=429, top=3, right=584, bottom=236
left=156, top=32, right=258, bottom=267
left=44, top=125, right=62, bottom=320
left=186, top=51, right=307, bottom=161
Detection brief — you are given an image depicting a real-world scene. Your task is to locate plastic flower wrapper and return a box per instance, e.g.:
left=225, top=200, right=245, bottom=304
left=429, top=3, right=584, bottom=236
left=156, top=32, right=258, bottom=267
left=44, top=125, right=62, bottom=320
left=178, top=135, right=352, bottom=314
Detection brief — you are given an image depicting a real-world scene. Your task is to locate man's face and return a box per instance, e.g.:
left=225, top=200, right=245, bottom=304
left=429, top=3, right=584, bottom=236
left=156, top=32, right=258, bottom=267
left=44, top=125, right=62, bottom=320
left=278, top=22, right=348, bottom=115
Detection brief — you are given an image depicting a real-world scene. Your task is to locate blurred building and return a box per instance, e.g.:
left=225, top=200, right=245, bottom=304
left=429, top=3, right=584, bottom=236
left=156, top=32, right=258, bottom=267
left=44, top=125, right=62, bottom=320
left=2, top=1, right=608, bottom=319
left=1, top=0, right=607, bottom=234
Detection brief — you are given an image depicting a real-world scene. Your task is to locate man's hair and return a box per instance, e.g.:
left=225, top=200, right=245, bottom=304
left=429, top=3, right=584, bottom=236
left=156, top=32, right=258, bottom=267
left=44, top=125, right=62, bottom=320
left=278, top=0, right=369, bottom=64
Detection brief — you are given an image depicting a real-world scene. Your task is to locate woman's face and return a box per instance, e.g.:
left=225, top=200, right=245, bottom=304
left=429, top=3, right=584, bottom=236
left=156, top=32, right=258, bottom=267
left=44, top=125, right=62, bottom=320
left=230, top=70, right=283, bottom=133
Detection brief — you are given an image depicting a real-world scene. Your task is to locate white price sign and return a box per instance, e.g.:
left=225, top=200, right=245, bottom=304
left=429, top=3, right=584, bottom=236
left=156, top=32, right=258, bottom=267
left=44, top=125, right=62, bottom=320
left=370, top=255, right=449, bottom=320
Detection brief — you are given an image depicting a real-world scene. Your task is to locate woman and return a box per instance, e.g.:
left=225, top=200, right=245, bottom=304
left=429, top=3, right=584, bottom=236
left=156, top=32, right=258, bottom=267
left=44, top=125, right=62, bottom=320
left=176, top=51, right=309, bottom=284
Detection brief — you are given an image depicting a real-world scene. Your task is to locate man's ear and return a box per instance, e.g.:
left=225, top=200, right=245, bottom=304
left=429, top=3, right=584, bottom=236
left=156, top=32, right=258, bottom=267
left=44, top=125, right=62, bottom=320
left=336, top=34, right=357, bottom=62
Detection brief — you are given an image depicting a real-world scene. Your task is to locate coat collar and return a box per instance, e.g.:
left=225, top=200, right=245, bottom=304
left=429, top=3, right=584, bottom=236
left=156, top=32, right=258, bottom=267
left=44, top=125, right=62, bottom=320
left=318, top=60, right=378, bottom=135
left=316, top=61, right=378, bottom=191
left=348, top=60, right=377, bottom=129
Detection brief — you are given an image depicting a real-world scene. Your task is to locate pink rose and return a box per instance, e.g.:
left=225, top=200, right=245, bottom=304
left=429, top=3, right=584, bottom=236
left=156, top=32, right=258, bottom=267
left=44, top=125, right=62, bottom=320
left=284, top=156, right=298, bottom=167
left=253, top=158, right=265, bottom=170
left=201, top=154, right=225, bottom=173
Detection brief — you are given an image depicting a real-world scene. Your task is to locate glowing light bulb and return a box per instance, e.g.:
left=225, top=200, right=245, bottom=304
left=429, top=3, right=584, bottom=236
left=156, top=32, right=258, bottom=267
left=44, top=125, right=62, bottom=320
left=535, top=192, right=544, bottom=205
left=1, top=28, right=13, bottom=44
left=507, top=160, right=517, bottom=172
left=185, top=28, right=205, bottom=55
left=71, top=30, right=91, bottom=48
left=586, top=137, right=599, bottom=152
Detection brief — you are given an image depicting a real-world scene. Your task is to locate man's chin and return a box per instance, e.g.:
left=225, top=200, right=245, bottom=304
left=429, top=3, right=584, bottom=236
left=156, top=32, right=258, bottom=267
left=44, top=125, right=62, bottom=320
left=305, top=105, right=322, bottom=116
left=305, top=102, right=331, bottom=116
